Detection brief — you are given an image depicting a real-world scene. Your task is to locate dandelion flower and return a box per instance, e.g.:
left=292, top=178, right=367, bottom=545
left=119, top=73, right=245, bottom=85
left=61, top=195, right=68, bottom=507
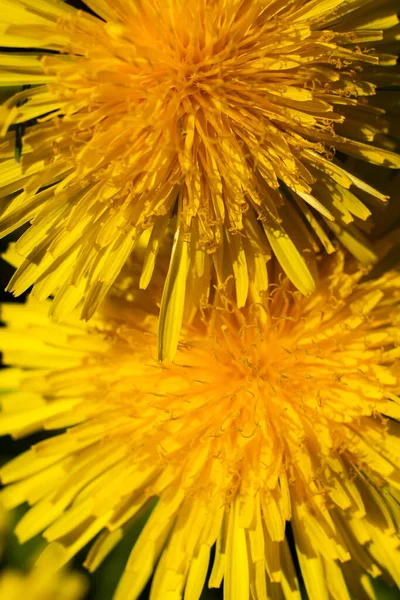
left=0, top=1, right=400, bottom=358
left=0, top=564, right=87, bottom=600
left=1, top=250, right=400, bottom=600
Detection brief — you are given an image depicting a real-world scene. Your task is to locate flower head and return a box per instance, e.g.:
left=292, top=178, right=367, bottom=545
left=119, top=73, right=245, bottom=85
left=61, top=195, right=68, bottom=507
left=0, top=0, right=399, bottom=358
left=1, top=250, right=400, bottom=600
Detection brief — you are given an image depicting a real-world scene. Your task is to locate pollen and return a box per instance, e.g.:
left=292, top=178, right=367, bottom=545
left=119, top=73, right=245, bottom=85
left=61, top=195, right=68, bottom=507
left=0, top=0, right=399, bottom=359
left=1, top=250, right=400, bottom=600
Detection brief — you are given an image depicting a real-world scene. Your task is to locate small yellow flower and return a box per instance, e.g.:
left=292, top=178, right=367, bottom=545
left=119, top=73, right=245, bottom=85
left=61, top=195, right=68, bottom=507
left=0, top=0, right=399, bottom=358
left=1, top=250, right=400, bottom=600
left=0, top=564, right=87, bottom=600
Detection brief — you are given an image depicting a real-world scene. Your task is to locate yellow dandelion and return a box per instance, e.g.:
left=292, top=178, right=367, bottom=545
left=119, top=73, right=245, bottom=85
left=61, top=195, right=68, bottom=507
left=0, top=563, right=87, bottom=600
left=1, top=250, right=400, bottom=600
left=0, top=0, right=400, bottom=359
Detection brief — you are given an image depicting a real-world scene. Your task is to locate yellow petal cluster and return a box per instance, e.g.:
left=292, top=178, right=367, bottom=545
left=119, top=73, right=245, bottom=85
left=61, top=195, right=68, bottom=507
left=0, top=0, right=399, bottom=358
left=1, top=251, right=400, bottom=600
left=0, top=564, right=87, bottom=600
